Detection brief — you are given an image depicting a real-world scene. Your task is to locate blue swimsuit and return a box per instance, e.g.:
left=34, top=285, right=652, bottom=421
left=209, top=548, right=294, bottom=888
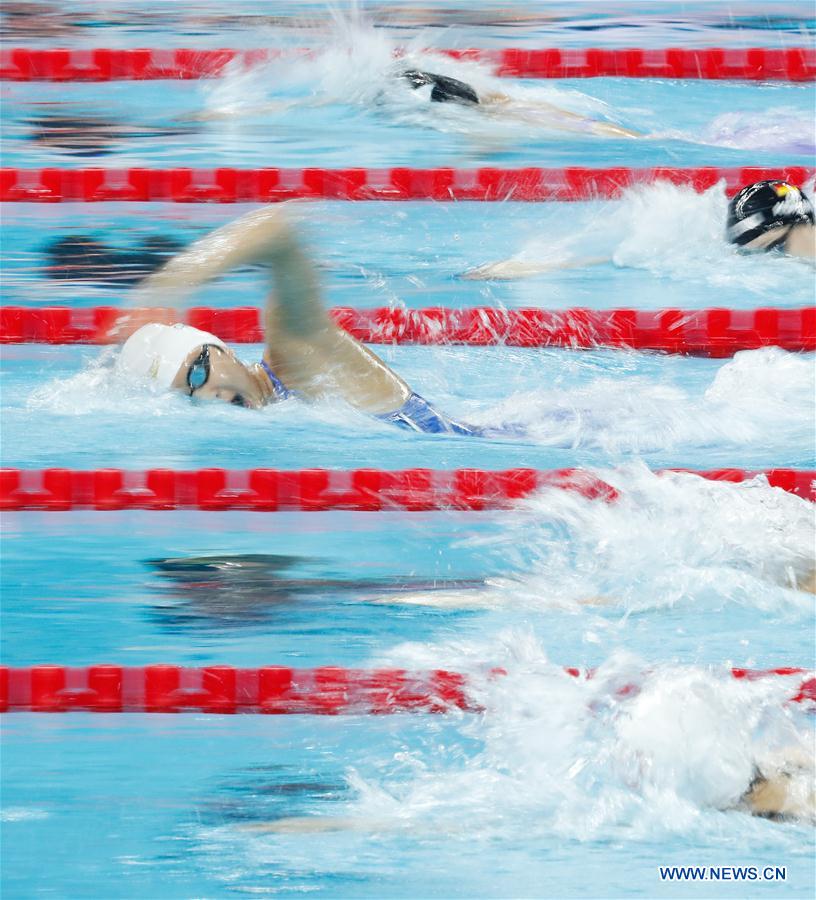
left=260, top=360, right=481, bottom=436
left=376, top=391, right=481, bottom=436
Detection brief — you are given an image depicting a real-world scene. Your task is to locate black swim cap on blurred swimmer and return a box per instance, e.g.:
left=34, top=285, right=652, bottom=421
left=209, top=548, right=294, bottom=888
left=726, top=180, right=815, bottom=249
left=400, top=70, right=479, bottom=105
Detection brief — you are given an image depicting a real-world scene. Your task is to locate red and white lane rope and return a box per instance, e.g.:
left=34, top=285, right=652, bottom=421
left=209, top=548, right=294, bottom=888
left=1, top=47, right=814, bottom=81
left=2, top=306, right=813, bottom=356
left=1, top=665, right=813, bottom=714
left=2, top=166, right=813, bottom=203
left=0, top=468, right=812, bottom=511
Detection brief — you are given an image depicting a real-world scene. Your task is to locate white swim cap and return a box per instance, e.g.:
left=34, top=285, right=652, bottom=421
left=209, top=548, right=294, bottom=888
left=117, top=323, right=227, bottom=391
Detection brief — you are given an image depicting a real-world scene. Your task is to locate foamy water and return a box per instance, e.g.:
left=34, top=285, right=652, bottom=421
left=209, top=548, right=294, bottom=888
left=201, top=12, right=637, bottom=140
left=19, top=343, right=815, bottom=467
left=194, top=642, right=813, bottom=886
left=417, top=463, right=816, bottom=613
left=354, top=638, right=815, bottom=836
left=465, top=346, right=816, bottom=456
left=475, top=180, right=816, bottom=300
left=198, top=9, right=816, bottom=159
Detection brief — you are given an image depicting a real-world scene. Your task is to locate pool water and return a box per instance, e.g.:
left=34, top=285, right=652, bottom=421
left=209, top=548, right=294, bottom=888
left=1, top=2, right=815, bottom=899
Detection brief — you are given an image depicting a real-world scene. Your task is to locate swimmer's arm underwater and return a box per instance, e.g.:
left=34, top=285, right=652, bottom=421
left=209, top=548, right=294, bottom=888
left=461, top=256, right=610, bottom=281
left=184, top=96, right=337, bottom=122
left=127, top=206, right=411, bottom=412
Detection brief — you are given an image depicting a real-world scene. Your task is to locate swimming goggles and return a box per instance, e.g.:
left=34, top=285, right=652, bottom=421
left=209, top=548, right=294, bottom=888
left=186, top=344, right=212, bottom=394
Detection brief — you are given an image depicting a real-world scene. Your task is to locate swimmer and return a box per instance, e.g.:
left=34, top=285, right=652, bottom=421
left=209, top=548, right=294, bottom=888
left=726, top=179, right=815, bottom=258
left=115, top=205, right=482, bottom=435
left=398, top=68, right=642, bottom=138
left=463, top=179, right=815, bottom=281
left=192, top=64, right=640, bottom=139
left=740, top=746, right=815, bottom=821
left=238, top=751, right=814, bottom=833
left=147, top=553, right=486, bottom=625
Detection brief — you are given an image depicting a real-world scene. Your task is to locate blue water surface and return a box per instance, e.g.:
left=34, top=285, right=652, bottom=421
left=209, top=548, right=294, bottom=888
left=1, top=3, right=815, bottom=899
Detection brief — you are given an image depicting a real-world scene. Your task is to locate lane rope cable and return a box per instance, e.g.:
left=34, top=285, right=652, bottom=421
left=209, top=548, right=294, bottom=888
left=1, top=47, right=813, bottom=81
left=1, top=468, right=813, bottom=511
left=2, top=166, right=814, bottom=202
left=3, top=306, right=813, bottom=355
left=1, top=665, right=813, bottom=713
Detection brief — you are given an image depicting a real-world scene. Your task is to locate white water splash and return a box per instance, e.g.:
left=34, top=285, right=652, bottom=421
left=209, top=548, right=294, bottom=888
left=478, top=179, right=815, bottom=298
left=378, top=463, right=815, bottom=613
left=357, top=637, right=814, bottom=837
left=200, top=8, right=633, bottom=140
left=701, top=108, right=816, bottom=155
left=470, top=346, right=815, bottom=455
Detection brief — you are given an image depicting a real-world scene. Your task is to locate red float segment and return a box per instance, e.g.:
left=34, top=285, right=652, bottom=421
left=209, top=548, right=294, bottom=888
left=677, top=469, right=816, bottom=499
left=1, top=47, right=814, bottom=81
left=0, top=468, right=811, bottom=512
left=0, top=467, right=612, bottom=512
left=0, top=665, right=474, bottom=714
left=1, top=665, right=812, bottom=713
left=2, top=166, right=814, bottom=203
left=491, top=46, right=816, bottom=80
left=2, top=306, right=814, bottom=355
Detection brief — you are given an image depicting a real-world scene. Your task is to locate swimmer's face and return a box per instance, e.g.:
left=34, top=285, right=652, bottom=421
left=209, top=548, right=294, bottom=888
left=171, top=344, right=267, bottom=409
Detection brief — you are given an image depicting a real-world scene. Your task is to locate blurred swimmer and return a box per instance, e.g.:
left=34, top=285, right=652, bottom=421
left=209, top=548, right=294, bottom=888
left=193, top=64, right=639, bottom=139
left=238, top=747, right=814, bottom=833
left=115, top=206, right=482, bottom=435
left=146, top=553, right=485, bottom=626
left=45, top=233, right=183, bottom=286
left=741, top=747, right=816, bottom=821
left=398, top=68, right=641, bottom=138
left=368, top=565, right=816, bottom=606
left=463, top=179, right=816, bottom=280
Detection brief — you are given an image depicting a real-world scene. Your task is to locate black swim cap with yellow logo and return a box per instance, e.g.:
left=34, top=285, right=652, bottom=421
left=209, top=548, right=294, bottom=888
left=726, top=180, right=815, bottom=249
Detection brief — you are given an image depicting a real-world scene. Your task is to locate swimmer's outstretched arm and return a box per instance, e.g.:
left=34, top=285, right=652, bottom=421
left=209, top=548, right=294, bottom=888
left=478, top=93, right=642, bottom=138
left=461, top=256, right=609, bottom=281
left=184, top=96, right=336, bottom=123
left=131, top=206, right=410, bottom=413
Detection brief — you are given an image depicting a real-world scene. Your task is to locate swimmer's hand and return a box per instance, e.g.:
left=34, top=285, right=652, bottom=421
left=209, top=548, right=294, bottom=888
left=368, top=584, right=617, bottom=609
left=461, top=256, right=609, bottom=281
left=181, top=101, right=293, bottom=122
left=588, top=122, right=642, bottom=139
left=241, top=817, right=392, bottom=834
left=369, top=587, right=502, bottom=608
left=240, top=815, right=463, bottom=835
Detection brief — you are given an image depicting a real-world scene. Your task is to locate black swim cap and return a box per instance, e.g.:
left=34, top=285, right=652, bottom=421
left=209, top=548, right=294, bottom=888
left=400, top=70, right=479, bottom=105
left=726, top=180, right=815, bottom=249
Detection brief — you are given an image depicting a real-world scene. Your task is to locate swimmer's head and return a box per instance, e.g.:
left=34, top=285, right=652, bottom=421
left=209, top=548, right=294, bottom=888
left=726, top=181, right=815, bottom=252
left=401, top=70, right=433, bottom=90
left=399, top=69, right=479, bottom=105
left=117, top=323, right=267, bottom=408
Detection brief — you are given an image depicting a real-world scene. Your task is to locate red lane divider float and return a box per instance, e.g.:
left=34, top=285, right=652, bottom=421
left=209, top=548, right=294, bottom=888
left=0, top=665, right=812, bottom=713
left=2, top=306, right=814, bottom=356
left=1, top=47, right=814, bottom=81
left=0, top=665, right=474, bottom=714
left=0, top=468, right=812, bottom=512
left=2, top=166, right=814, bottom=203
